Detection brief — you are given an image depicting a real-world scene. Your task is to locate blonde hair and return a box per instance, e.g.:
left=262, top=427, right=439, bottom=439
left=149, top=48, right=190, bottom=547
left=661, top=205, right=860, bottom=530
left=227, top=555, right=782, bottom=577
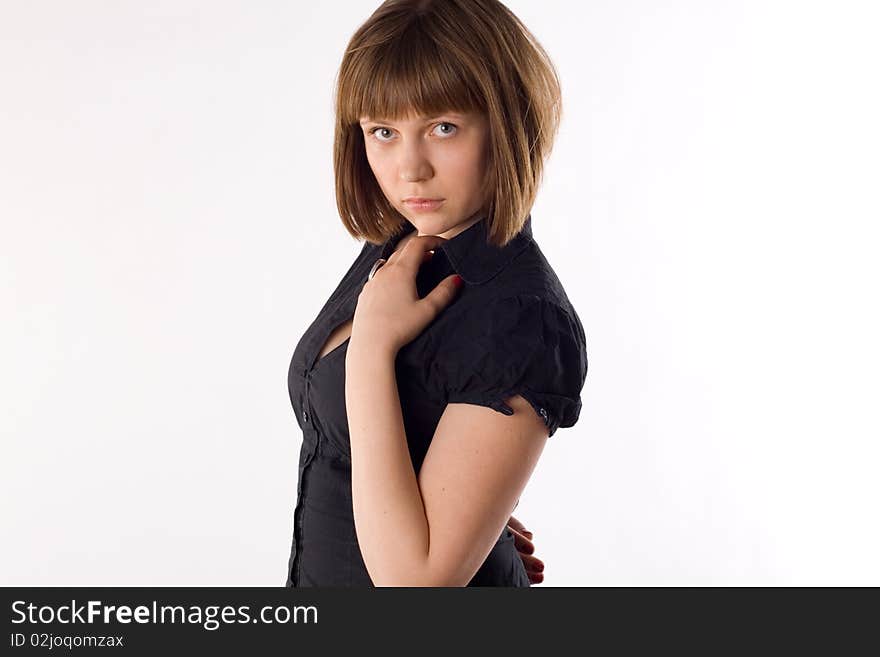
left=333, top=0, right=562, bottom=247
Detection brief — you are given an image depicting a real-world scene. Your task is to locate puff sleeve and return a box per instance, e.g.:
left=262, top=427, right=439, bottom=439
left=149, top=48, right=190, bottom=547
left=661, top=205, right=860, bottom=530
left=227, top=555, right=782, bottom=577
left=435, top=294, right=588, bottom=437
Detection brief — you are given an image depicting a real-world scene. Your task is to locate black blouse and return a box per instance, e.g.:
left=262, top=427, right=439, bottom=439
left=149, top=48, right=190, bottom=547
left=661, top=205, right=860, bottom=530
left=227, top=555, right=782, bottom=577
left=284, top=213, right=588, bottom=587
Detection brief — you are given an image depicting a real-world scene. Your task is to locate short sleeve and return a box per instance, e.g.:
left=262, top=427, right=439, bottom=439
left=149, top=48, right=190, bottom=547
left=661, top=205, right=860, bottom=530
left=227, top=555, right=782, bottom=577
left=438, top=295, right=588, bottom=437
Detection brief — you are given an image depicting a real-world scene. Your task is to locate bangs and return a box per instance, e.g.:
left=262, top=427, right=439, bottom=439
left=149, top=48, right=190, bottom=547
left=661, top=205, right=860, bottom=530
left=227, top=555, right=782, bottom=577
left=337, top=20, right=484, bottom=124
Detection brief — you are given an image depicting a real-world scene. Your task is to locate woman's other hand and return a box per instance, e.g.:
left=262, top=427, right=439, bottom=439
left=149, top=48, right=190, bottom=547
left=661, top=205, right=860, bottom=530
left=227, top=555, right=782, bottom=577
left=507, top=514, right=544, bottom=585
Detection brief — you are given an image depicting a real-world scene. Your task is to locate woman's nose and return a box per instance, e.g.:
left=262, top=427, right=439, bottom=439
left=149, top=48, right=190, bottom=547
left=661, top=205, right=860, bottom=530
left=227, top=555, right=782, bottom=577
left=399, top=147, right=433, bottom=182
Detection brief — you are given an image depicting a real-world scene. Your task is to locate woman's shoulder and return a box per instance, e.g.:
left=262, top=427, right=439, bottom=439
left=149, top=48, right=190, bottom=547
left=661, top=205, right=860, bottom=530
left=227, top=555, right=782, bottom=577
left=442, top=287, right=586, bottom=363
left=427, top=283, right=588, bottom=436
left=500, top=238, right=579, bottom=312
left=449, top=238, right=585, bottom=342
left=403, top=227, right=588, bottom=435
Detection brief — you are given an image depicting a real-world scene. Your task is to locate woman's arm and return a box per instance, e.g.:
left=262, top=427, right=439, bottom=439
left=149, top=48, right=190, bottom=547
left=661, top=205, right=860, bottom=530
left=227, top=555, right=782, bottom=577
left=345, top=341, right=431, bottom=584
left=346, top=338, right=548, bottom=586
left=344, top=234, right=548, bottom=586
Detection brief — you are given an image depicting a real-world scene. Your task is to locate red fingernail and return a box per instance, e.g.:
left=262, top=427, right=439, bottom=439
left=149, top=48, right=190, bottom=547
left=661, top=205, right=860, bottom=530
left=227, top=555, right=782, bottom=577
left=453, top=275, right=464, bottom=287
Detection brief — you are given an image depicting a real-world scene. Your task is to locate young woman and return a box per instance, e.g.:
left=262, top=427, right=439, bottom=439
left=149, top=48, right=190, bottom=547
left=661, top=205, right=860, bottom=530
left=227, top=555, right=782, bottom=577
left=285, top=0, right=588, bottom=587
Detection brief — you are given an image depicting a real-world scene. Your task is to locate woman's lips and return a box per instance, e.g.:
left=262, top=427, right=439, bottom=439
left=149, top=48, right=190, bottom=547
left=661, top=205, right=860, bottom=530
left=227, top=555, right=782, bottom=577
left=404, top=199, right=445, bottom=212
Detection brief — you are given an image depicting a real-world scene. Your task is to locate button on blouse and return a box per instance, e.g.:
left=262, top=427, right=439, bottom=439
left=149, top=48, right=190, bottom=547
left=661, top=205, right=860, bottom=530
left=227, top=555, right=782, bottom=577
left=285, top=213, right=588, bottom=587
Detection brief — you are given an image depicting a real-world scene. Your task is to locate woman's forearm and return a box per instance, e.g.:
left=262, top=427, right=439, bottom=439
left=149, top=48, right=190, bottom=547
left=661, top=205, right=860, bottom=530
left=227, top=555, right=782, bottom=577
left=344, top=338, right=432, bottom=586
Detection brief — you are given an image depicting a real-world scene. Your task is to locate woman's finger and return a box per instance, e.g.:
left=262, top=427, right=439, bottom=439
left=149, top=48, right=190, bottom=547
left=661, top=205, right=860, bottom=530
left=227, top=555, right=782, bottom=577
left=507, top=515, right=525, bottom=532
left=398, top=234, right=447, bottom=270
left=506, top=515, right=533, bottom=539
left=509, top=527, right=535, bottom=554
left=519, top=552, right=544, bottom=573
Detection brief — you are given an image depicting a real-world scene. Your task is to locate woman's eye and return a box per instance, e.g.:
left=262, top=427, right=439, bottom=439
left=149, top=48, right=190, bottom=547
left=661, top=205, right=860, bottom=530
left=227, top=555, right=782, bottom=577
left=369, top=127, right=394, bottom=142
left=433, top=122, right=458, bottom=137
left=367, top=122, right=458, bottom=143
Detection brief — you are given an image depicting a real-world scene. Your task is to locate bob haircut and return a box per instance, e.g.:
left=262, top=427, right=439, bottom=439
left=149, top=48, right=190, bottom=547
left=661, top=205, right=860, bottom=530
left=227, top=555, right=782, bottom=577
left=333, top=0, right=563, bottom=248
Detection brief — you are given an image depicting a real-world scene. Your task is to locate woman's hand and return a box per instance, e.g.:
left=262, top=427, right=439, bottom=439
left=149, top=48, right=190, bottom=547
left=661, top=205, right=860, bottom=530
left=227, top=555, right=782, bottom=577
left=507, top=514, right=545, bottom=585
left=351, top=234, right=463, bottom=355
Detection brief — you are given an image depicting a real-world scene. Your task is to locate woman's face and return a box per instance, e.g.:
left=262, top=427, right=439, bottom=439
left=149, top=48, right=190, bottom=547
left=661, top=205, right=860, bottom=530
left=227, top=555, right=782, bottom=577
left=359, top=110, right=490, bottom=240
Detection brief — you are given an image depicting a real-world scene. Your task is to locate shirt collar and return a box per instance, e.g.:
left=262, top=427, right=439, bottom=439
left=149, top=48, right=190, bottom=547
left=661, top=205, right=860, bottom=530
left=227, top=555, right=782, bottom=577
left=380, top=213, right=533, bottom=285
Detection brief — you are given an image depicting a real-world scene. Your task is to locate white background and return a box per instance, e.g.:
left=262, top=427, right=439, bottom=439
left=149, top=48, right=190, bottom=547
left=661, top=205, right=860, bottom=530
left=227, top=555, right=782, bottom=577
left=2, top=1, right=878, bottom=586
